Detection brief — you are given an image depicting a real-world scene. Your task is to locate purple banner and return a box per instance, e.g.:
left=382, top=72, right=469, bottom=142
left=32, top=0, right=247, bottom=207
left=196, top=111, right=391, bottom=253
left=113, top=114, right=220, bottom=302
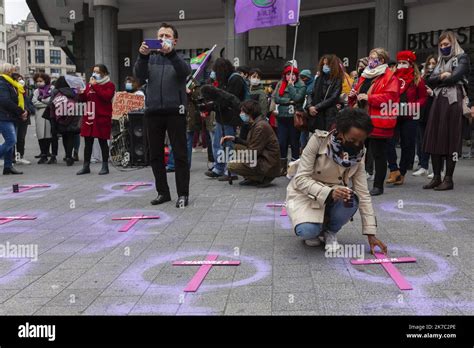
left=235, top=0, right=300, bottom=34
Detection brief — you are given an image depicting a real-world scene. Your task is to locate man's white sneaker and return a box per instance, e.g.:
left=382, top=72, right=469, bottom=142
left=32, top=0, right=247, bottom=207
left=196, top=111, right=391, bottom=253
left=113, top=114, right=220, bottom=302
left=304, top=238, right=322, bottom=247
left=412, top=167, right=428, bottom=176
left=324, top=231, right=342, bottom=252
left=16, top=158, right=31, bottom=165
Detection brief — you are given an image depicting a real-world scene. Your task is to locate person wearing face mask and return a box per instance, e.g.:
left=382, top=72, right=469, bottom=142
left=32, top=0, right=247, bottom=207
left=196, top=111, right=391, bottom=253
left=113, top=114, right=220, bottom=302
left=349, top=48, right=400, bottom=196
left=307, top=55, right=343, bottom=133
left=422, top=31, right=470, bottom=191
left=274, top=64, right=306, bottom=176
left=286, top=108, right=387, bottom=254
left=221, top=100, right=280, bottom=188
left=413, top=54, right=438, bottom=177
left=11, top=73, right=35, bottom=165
left=385, top=51, right=427, bottom=186
left=134, top=23, right=191, bottom=207
left=0, top=63, right=28, bottom=175
left=77, top=63, right=116, bottom=176
left=249, top=68, right=269, bottom=117
left=32, top=73, right=55, bottom=164
left=124, top=76, right=145, bottom=98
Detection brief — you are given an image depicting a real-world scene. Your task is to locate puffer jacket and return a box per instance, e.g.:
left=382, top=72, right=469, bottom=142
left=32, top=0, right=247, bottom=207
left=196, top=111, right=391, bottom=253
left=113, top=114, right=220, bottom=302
left=0, top=76, right=23, bottom=122
left=274, top=79, right=306, bottom=118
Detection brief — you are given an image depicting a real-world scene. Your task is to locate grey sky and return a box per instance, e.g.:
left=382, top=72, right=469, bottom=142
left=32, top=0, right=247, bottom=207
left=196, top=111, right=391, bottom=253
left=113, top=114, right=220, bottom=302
left=4, top=0, right=31, bottom=24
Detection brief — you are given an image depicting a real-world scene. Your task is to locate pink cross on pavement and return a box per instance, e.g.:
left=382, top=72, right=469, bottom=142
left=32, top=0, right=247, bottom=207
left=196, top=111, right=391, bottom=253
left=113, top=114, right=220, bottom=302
left=173, top=254, right=241, bottom=292
left=0, top=215, right=37, bottom=225
left=120, top=182, right=152, bottom=192
left=15, top=184, right=51, bottom=193
left=267, top=203, right=287, bottom=216
left=112, top=214, right=160, bottom=232
left=350, top=252, right=417, bottom=290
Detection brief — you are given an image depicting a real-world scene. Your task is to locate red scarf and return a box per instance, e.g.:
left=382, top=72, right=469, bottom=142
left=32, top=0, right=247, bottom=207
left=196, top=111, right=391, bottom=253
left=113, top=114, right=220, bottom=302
left=279, top=66, right=299, bottom=96
left=395, top=67, right=414, bottom=94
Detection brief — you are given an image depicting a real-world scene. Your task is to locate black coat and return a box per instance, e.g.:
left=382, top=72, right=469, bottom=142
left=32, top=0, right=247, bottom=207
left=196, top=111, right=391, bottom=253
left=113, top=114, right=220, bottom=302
left=200, top=84, right=243, bottom=127
left=0, top=76, right=23, bottom=123
left=307, top=74, right=342, bottom=132
left=50, top=88, right=82, bottom=135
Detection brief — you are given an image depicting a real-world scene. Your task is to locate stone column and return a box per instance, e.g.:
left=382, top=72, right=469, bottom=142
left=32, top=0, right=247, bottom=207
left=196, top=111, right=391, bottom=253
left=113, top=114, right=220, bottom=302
left=374, top=0, right=405, bottom=59
left=224, top=0, right=249, bottom=67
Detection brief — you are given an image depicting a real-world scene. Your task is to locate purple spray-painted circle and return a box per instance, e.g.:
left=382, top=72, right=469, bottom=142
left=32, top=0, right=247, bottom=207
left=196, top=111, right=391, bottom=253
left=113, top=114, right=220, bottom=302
left=96, top=182, right=155, bottom=202
left=121, top=251, right=270, bottom=293
left=0, top=184, right=59, bottom=200
left=379, top=201, right=456, bottom=217
left=348, top=245, right=452, bottom=286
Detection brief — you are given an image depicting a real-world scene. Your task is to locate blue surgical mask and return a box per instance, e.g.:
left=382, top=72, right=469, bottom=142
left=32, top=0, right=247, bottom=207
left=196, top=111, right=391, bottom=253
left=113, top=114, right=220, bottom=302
left=125, top=82, right=133, bottom=91
left=322, top=65, right=331, bottom=74
left=92, top=72, right=102, bottom=80
left=240, top=113, right=250, bottom=123
left=210, top=71, right=216, bottom=80
left=440, top=46, right=452, bottom=56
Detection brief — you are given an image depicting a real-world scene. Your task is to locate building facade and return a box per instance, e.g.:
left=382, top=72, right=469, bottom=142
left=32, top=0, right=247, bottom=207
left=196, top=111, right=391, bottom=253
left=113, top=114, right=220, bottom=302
left=6, top=12, right=76, bottom=79
left=25, top=0, right=474, bottom=86
left=0, top=0, right=6, bottom=64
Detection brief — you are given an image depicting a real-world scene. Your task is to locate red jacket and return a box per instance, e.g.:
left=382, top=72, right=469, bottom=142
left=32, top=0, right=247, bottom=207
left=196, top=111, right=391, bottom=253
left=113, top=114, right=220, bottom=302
left=399, top=79, right=428, bottom=120
left=80, top=81, right=115, bottom=139
left=350, top=69, right=400, bottom=138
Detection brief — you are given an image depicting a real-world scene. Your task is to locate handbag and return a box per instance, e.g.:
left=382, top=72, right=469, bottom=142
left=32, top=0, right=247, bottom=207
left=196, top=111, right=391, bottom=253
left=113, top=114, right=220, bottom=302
left=294, top=110, right=308, bottom=131
left=462, top=87, right=472, bottom=119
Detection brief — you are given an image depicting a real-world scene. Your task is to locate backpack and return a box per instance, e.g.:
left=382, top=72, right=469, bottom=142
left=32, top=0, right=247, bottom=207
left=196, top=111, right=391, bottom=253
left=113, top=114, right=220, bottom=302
left=228, top=72, right=251, bottom=101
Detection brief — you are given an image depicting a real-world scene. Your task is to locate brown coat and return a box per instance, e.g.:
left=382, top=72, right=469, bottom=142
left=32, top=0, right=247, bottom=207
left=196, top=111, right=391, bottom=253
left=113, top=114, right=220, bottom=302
left=286, top=130, right=377, bottom=235
left=236, top=116, right=280, bottom=177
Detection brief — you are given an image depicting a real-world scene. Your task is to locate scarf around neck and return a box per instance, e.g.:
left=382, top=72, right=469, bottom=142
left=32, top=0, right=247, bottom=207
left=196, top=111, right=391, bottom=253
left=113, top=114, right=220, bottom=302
left=38, top=84, right=52, bottom=99
left=326, top=132, right=365, bottom=168
left=361, top=64, right=388, bottom=80
left=395, top=67, right=414, bottom=94
left=1, top=74, right=25, bottom=110
left=95, top=75, right=111, bottom=85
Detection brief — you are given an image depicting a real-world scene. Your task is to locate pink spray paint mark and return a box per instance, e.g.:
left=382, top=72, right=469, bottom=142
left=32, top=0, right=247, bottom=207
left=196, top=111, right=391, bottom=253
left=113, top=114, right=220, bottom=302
left=0, top=215, right=37, bottom=226
left=267, top=203, right=287, bottom=216
left=351, top=252, right=416, bottom=290
left=16, top=184, right=51, bottom=193
left=173, top=254, right=240, bottom=292
left=121, top=182, right=153, bottom=192
left=112, top=215, right=160, bottom=232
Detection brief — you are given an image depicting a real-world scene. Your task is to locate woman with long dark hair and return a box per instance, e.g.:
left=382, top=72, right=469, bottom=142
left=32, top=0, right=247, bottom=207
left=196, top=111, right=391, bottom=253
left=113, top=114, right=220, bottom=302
left=77, top=64, right=115, bottom=175
left=307, top=54, right=343, bottom=132
left=422, top=31, right=470, bottom=190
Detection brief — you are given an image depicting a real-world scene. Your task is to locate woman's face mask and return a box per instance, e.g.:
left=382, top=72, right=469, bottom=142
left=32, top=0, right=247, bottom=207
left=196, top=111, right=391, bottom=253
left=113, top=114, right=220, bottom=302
left=440, top=45, right=452, bottom=56
left=92, top=72, right=102, bottom=80
left=368, top=58, right=380, bottom=69
left=341, top=135, right=364, bottom=155
left=209, top=71, right=216, bottom=80
left=322, top=65, right=331, bottom=74
left=36, top=81, right=45, bottom=88
left=239, top=113, right=250, bottom=123
left=18, top=80, right=25, bottom=86
left=125, top=82, right=133, bottom=91
left=250, top=78, right=260, bottom=86
left=397, top=62, right=410, bottom=69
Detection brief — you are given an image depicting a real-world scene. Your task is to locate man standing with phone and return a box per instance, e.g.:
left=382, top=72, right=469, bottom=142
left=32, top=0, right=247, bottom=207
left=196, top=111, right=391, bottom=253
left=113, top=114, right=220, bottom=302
left=134, top=23, right=191, bottom=208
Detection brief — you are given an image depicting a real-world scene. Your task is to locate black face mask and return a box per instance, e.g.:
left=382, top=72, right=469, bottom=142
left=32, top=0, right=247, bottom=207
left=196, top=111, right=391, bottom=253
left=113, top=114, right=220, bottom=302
left=342, top=141, right=363, bottom=156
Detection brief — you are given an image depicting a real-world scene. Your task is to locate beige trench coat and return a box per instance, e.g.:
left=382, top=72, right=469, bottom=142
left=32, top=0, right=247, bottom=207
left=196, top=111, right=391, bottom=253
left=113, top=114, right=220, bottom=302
left=286, top=129, right=377, bottom=235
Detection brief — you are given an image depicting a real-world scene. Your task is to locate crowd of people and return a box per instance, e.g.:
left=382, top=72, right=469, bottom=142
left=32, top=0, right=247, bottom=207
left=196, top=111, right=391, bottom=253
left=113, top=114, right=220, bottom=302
left=1, top=24, right=473, bottom=252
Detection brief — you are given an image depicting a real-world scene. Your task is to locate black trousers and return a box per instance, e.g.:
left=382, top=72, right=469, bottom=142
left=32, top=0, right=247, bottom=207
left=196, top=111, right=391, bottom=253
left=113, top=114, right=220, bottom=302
left=62, top=133, right=75, bottom=159
left=15, top=121, right=28, bottom=157
left=369, top=138, right=388, bottom=190
left=146, top=112, right=189, bottom=197
left=83, top=136, right=109, bottom=163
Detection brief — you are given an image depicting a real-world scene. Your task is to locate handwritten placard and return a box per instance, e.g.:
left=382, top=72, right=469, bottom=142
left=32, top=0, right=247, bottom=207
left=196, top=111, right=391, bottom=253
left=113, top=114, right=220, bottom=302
left=112, top=92, right=145, bottom=119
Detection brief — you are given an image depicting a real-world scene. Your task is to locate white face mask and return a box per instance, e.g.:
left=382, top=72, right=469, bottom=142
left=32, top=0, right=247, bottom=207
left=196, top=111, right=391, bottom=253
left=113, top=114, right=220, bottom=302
left=250, top=78, right=260, bottom=86
left=19, top=80, right=25, bottom=86
left=397, top=63, right=409, bottom=69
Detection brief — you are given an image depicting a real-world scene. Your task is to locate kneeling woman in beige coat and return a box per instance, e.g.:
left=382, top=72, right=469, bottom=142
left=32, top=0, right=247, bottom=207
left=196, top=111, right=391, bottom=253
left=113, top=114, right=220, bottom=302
left=286, top=108, right=387, bottom=254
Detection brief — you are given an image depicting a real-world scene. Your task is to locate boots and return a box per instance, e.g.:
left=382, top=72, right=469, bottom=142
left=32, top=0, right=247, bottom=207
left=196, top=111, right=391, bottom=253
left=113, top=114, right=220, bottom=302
left=98, top=162, right=109, bottom=175
left=423, top=175, right=442, bottom=189
left=76, top=162, right=91, bottom=175
left=434, top=176, right=453, bottom=191
left=386, top=170, right=400, bottom=184
left=280, top=158, right=287, bottom=177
